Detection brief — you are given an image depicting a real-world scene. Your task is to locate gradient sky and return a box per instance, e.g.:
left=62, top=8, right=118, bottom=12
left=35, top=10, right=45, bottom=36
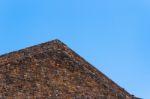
left=0, top=0, right=150, bottom=98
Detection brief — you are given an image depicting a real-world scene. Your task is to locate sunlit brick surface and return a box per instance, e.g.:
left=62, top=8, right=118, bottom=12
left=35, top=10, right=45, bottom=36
left=0, top=40, right=137, bottom=99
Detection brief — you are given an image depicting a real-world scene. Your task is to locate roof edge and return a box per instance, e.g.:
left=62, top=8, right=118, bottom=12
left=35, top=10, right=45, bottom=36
left=0, top=39, right=62, bottom=57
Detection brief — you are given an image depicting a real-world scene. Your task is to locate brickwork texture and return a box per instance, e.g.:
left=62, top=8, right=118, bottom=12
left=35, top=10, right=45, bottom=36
left=0, top=39, right=138, bottom=99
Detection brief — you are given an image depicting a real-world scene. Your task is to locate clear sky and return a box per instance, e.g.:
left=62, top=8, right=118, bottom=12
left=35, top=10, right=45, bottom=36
left=0, top=0, right=150, bottom=98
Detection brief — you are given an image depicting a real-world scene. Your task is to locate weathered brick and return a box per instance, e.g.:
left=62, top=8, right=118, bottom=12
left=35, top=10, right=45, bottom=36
left=0, top=39, right=138, bottom=99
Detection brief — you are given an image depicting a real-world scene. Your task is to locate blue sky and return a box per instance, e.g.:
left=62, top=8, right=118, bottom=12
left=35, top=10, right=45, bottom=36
left=0, top=0, right=150, bottom=98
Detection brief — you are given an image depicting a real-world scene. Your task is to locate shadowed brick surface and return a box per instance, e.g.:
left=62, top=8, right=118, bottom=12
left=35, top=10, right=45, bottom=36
left=0, top=39, right=138, bottom=99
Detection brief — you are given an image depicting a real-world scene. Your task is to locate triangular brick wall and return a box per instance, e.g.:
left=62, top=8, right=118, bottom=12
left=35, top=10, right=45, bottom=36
left=0, top=39, right=138, bottom=99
